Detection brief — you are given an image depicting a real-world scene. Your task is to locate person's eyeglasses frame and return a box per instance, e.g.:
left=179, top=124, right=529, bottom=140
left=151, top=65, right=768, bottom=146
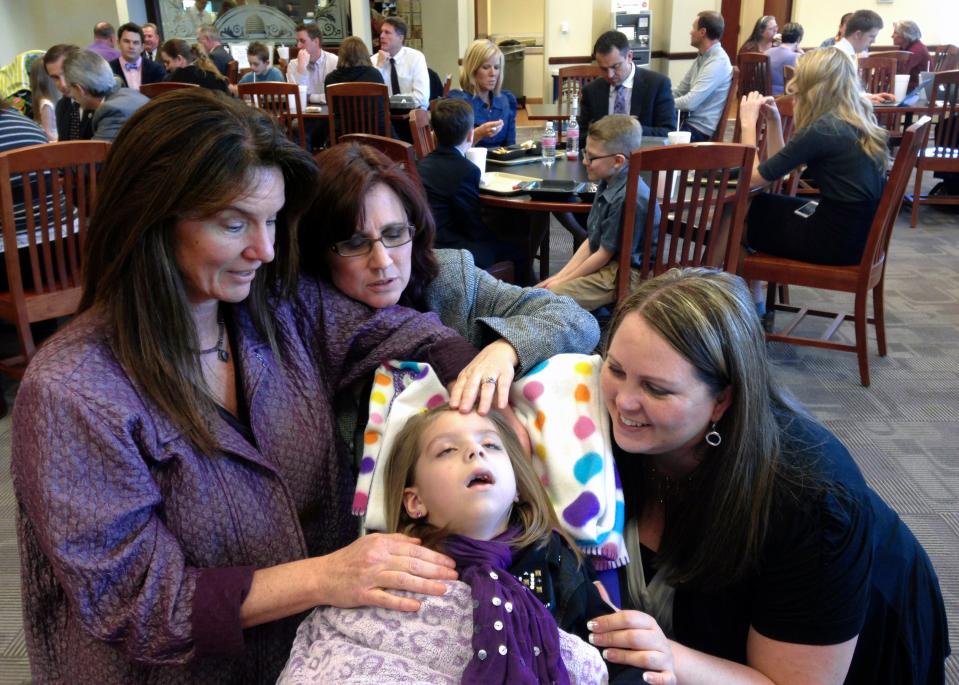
left=583, top=151, right=623, bottom=165
left=329, top=223, right=417, bottom=257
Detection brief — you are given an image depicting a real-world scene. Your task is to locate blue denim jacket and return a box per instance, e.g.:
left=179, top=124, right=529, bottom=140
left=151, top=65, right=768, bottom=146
left=447, top=88, right=517, bottom=147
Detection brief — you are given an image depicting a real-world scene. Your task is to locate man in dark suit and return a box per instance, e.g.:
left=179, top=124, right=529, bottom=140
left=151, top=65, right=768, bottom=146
left=578, top=30, right=676, bottom=139
left=142, top=23, right=161, bottom=62
left=417, top=99, right=528, bottom=282
left=43, top=44, right=94, bottom=140
left=109, top=22, right=166, bottom=91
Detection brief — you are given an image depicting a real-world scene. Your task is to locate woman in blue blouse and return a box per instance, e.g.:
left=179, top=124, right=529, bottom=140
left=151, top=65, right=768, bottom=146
left=447, top=39, right=517, bottom=148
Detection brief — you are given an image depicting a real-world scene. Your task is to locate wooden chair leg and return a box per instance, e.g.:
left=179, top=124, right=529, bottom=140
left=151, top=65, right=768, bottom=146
left=873, top=282, right=887, bottom=356
left=910, top=163, right=923, bottom=227
left=854, top=290, right=870, bottom=387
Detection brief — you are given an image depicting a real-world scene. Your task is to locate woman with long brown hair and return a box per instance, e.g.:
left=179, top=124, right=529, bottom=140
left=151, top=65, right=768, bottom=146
left=11, top=89, right=476, bottom=683
left=586, top=268, right=948, bottom=684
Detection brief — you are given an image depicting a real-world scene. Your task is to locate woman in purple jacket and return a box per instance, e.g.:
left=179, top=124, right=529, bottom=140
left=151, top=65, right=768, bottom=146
left=10, top=90, right=474, bottom=684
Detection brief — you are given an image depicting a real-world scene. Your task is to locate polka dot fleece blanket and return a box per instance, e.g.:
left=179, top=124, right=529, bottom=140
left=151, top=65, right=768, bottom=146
left=352, top=354, right=628, bottom=570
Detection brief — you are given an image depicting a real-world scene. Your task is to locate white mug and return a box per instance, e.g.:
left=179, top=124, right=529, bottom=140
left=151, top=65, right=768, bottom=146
left=667, top=130, right=692, bottom=145
left=465, top=147, right=487, bottom=173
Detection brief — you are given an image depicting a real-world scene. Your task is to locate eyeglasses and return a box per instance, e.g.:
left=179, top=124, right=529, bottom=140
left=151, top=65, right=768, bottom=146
left=330, top=223, right=416, bottom=257
left=583, top=151, right=622, bottom=164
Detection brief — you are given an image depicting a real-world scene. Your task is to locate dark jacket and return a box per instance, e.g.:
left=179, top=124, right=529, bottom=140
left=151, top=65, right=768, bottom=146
left=416, top=145, right=490, bottom=254
left=109, top=57, right=167, bottom=89
left=578, top=67, right=676, bottom=138
left=209, top=45, right=232, bottom=77
left=54, top=97, right=93, bottom=141
left=324, top=64, right=385, bottom=88
left=165, top=65, right=229, bottom=93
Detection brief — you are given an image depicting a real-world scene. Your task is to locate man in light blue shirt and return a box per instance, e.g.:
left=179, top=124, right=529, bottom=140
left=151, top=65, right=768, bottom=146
left=672, top=11, right=732, bottom=142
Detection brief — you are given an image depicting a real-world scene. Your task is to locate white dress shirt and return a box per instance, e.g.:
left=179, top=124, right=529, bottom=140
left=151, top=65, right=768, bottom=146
left=373, top=46, right=429, bottom=109
left=286, top=50, right=339, bottom=104
left=606, top=62, right=635, bottom=116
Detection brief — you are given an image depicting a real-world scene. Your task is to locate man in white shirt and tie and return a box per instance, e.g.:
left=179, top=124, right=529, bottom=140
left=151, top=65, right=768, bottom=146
left=286, top=23, right=339, bottom=105
left=373, top=17, right=429, bottom=110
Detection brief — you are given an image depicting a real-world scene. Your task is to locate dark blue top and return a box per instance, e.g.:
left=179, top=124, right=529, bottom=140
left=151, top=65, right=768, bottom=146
left=619, top=411, right=949, bottom=683
left=447, top=88, right=517, bottom=148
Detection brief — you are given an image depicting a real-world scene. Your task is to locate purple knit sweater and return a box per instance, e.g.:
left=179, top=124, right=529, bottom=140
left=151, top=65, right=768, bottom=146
left=11, top=276, right=477, bottom=684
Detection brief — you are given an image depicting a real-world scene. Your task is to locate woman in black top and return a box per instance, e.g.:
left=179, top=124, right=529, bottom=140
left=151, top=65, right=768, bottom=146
left=324, top=36, right=385, bottom=88
left=160, top=39, right=229, bottom=93
left=740, top=47, right=887, bottom=267
left=586, top=268, right=948, bottom=685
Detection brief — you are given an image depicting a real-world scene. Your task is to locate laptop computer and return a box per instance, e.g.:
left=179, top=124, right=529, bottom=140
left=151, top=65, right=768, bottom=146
left=874, top=73, right=936, bottom=108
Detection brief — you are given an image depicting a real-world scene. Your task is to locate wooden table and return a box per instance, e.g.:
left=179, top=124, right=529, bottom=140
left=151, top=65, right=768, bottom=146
left=479, top=156, right=591, bottom=283
left=294, top=105, right=414, bottom=123
left=525, top=103, right=568, bottom=123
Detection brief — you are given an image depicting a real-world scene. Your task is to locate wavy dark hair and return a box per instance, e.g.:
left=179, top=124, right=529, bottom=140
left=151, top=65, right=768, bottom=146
left=79, top=89, right=319, bottom=453
left=299, top=143, right=439, bottom=310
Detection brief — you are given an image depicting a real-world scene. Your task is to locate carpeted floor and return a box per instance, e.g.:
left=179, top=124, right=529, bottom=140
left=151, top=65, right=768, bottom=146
left=0, top=176, right=956, bottom=684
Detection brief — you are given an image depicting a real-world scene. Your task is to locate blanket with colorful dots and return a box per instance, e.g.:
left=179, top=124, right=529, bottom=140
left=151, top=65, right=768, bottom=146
left=352, top=355, right=628, bottom=570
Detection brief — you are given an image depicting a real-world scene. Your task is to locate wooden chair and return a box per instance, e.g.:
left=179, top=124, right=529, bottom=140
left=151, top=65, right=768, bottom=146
left=869, top=50, right=914, bottom=71
left=742, top=117, right=931, bottom=386
left=558, top=65, right=603, bottom=94
left=338, top=133, right=420, bottom=183
left=237, top=81, right=306, bottom=149
left=782, top=64, right=796, bottom=91
left=239, top=67, right=252, bottom=80
left=442, top=73, right=452, bottom=97
left=0, top=140, right=111, bottom=379
left=409, top=108, right=436, bottom=159
left=615, top=143, right=756, bottom=303
left=737, top=52, right=772, bottom=97
left=326, top=82, right=391, bottom=145
left=858, top=56, right=897, bottom=94
left=226, top=60, right=239, bottom=85
left=710, top=66, right=739, bottom=142
left=932, top=45, right=959, bottom=72
left=755, top=95, right=799, bottom=195
left=908, top=70, right=959, bottom=226
left=140, top=81, right=200, bottom=98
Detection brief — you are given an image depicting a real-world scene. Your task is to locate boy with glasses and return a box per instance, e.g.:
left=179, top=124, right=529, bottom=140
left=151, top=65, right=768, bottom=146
left=538, top=115, right=659, bottom=310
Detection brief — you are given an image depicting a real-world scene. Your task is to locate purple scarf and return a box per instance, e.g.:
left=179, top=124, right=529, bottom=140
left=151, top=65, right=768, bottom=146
left=443, top=528, right=571, bottom=685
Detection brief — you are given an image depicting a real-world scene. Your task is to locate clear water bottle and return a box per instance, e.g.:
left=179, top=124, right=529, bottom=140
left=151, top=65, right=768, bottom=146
left=566, top=117, right=579, bottom=160
left=542, top=121, right=556, bottom=166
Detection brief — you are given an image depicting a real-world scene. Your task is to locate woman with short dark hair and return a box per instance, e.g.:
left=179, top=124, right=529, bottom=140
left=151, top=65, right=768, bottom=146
left=11, top=89, right=474, bottom=683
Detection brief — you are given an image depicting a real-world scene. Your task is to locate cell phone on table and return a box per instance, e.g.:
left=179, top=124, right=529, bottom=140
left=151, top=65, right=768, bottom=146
left=793, top=200, right=819, bottom=218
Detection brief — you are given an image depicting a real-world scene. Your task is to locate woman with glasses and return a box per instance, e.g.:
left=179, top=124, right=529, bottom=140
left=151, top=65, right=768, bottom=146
left=11, top=91, right=476, bottom=683
left=299, top=143, right=600, bottom=460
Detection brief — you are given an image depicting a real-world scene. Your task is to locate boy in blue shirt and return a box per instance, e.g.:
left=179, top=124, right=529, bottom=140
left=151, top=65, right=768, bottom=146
left=538, top=115, right=659, bottom=310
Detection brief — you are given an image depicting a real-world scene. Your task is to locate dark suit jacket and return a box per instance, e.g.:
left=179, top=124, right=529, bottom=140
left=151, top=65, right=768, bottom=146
left=578, top=67, right=676, bottom=138
left=416, top=145, right=493, bottom=261
left=110, top=58, right=167, bottom=89
left=209, top=45, right=232, bottom=77
left=54, top=98, right=93, bottom=141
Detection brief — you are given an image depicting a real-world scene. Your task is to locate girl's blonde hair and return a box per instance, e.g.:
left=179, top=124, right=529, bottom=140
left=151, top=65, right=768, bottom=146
left=787, top=47, right=888, bottom=166
left=29, top=57, right=60, bottom=125
left=384, top=405, right=578, bottom=558
left=459, top=39, right=503, bottom=96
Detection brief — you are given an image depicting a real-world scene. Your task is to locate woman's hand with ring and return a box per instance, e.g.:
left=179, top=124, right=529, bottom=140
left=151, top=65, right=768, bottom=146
left=588, top=610, right=677, bottom=684
left=448, top=339, right=518, bottom=415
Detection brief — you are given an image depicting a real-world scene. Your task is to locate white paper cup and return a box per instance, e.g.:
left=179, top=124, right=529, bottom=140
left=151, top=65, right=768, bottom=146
left=667, top=130, right=692, bottom=145
left=277, top=46, right=290, bottom=60
left=465, top=147, right=487, bottom=173
left=894, top=74, right=910, bottom=103
left=298, top=85, right=308, bottom=111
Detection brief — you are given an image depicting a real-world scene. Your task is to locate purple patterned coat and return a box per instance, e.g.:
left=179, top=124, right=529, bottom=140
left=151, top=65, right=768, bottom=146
left=11, top=277, right=477, bottom=684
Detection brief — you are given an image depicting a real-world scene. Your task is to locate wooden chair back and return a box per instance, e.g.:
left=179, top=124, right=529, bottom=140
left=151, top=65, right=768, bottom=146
left=869, top=50, right=914, bottom=70
left=558, top=65, right=603, bottom=94
left=615, top=142, right=756, bottom=303
left=326, top=82, right=391, bottom=145
left=338, top=134, right=420, bottom=182
left=711, top=66, right=739, bottom=142
left=742, top=117, right=931, bottom=386
left=409, top=108, right=437, bottom=159
left=237, top=81, right=306, bottom=149
left=140, top=81, right=200, bottom=98
left=0, top=141, right=111, bottom=376
left=753, top=95, right=798, bottom=194
left=928, top=69, right=959, bottom=148
left=858, top=56, right=897, bottom=94
left=933, top=44, right=959, bottom=72
left=782, top=64, right=796, bottom=91
left=443, top=73, right=452, bottom=97
left=239, top=67, right=253, bottom=80
left=226, top=60, right=239, bottom=85
left=737, top=52, right=772, bottom=97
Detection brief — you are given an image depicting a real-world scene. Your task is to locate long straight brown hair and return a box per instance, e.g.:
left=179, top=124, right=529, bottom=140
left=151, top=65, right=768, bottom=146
left=80, top=89, right=319, bottom=453
left=605, top=268, right=815, bottom=591
left=384, top=406, right=579, bottom=560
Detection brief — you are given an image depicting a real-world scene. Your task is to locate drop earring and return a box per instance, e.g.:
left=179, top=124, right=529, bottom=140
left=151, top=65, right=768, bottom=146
left=704, top=422, right=721, bottom=447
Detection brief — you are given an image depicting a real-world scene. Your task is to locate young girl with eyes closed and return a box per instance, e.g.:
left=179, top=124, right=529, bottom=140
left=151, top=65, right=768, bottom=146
left=279, top=406, right=646, bottom=684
